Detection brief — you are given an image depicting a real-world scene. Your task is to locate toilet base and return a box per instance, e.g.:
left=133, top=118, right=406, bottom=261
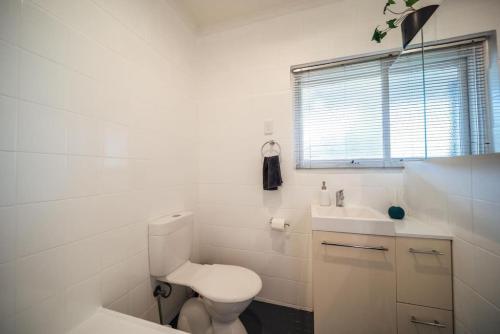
left=177, top=298, right=247, bottom=334
left=212, top=318, right=247, bottom=334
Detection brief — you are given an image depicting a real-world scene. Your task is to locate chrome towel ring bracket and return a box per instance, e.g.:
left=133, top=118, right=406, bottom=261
left=261, top=140, right=282, bottom=159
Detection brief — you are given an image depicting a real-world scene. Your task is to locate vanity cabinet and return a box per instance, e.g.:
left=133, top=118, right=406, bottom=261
left=312, top=231, right=397, bottom=334
left=313, top=231, right=453, bottom=334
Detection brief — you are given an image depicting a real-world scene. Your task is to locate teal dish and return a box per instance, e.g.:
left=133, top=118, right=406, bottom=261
left=388, top=206, right=405, bottom=220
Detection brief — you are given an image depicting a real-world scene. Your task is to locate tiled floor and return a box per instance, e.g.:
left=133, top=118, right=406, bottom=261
left=170, top=300, right=314, bottom=334
left=240, top=301, right=314, bottom=334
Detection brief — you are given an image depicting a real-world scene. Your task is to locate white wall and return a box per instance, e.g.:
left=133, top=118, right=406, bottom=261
left=404, top=155, right=500, bottom=334
left=402, top=1, right=500, bottom=333
left=0, top=0, right=197, bottom=332
left=195, top=0, right=406, bottom=310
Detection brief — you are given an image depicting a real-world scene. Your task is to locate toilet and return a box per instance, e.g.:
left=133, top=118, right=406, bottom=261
left=148, top=212, right=262, bottom=334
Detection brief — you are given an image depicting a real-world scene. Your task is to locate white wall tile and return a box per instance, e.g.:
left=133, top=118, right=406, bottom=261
left=0, top=151, right=16, bottom=206
left=447, top=195, right=473, bottom=242
left=64, top=276, right=100, bottom=331
left=100, top=158, right=130, bottom=194
left=0, top=261, right=16, bottom=318
left=473, top=199, right=500, bottom=256
left=106, top=293, right=130, bottom=315
left=453, top=238, right=475, bottom=287
left=17, top=101, right=67, bottom=154
left=0, top=40, right=18, bottom=97
left=15, top=247, right=65, bottom=312
left=473, top=247, right=500, bottom=309
left=0, top=0, right=20, bottom=45
left=128, top=280, right=154, bottom=318
left=16, top=201, right=66, bottom=257
left=15, top=293, right=65, bottom=334
left=20, top=1, right=68, bottom=64
left=0, top=207, right=16, bottom=264
left=63, top=237, right=101, bottom=288
left=100, top=261, right=129, bottom=306
left=17, top=152, right=68, bottom=203
left=0, top=95, right=17, bottom=151
left=66, top=113, right=102, bottom=156
left=66, top=155, right=101, bottom=197
left=127, top=250, right=149, bottom=290
left=66, top=71, right=100, bottom=118
left=19, top=50, right=68, bottom=109
left=103, top=124, right=129, bottom=158
left=472, top=155, right=500, bottom=203
left=63, top=197, right=103, bottom=243
left=1, top=0, right=197, bottom=328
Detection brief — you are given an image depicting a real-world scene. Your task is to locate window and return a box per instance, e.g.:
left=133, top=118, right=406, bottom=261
left=293, top=38, right=490, bottom=168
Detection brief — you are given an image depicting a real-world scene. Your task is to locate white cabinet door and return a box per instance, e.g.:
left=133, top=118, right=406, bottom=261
left=313, top=231, right=397, bottom=334
left=396, top=237, right=453, bottom=310
left=397, top=302, right=453, bottom=334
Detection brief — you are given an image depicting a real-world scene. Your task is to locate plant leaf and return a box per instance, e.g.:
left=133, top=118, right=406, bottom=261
left=386, top=18, right=398, bottom=29
left=383, top=0, right=396, bottom=14
left=371, top=28, right=387, bottom=43
left=404, top=0, right=419, bottom=7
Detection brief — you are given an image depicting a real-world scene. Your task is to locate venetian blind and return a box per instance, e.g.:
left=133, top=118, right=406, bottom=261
left=293, top=39, right=489, bottom=168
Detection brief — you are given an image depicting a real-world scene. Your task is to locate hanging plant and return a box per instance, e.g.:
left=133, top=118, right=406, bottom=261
left=372, top=0, right=420, bottom=43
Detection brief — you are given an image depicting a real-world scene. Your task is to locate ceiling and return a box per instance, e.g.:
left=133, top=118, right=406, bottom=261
left=173, top=0, right=337, bottom=33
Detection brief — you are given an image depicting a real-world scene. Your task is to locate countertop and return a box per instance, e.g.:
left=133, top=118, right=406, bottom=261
left=311, top=205, right=453, bottom=240
left=393, top=216, right=452, bottom=240
left=68, top=308, right=186, bottom=334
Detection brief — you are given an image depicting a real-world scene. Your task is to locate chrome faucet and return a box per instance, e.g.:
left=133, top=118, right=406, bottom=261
left=336, top=189, right=344, bottom=207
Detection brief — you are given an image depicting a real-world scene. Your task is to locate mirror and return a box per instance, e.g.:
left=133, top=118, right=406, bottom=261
left=390, top=0, right=500, bottom=157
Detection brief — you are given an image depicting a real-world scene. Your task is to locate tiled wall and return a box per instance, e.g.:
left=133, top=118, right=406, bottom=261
left=0, top=0, right=197, bottom=332
left=404, top=155, right=500, bottom=333
left=195, top=0, right=406, bottom=310
left=402, top=1, right=500, bottom=333
left=195, top=0, right=500, bottom=311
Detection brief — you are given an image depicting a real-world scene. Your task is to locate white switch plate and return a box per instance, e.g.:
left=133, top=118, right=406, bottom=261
left=264, top=119, right=273, bottom=135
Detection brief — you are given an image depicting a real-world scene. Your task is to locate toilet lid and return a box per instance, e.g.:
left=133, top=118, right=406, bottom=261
left=195, top=264, right=262, bottom=303
left=166, top=262, right=262, bottom=303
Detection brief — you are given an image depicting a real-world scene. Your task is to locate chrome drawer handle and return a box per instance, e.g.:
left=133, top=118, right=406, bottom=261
left=410, top=316, right=447, bottom=328
left=321, top=241, right=388, bottom=251
left=408, top=248, right=445, bottom=255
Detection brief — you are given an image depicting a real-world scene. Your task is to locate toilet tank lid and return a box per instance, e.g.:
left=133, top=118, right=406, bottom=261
left=149, top=211, right=193, bottom=236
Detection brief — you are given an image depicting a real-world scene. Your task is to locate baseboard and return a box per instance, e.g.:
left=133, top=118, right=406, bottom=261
left=254, top=297, right=313, bottom=312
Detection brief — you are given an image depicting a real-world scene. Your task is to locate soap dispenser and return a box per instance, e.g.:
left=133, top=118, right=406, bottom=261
left=319, top=181, right=331, bottom=206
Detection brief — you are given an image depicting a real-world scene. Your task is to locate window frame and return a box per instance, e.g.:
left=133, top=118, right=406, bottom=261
left=292, top=32, right=493, bottom=169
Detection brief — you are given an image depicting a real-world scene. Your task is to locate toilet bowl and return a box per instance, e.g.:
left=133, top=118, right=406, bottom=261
left=148, top=212, right=262, bottom=334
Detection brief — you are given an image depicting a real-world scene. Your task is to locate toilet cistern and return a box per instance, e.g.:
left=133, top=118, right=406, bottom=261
left=336, top=189, right=344, bottom=207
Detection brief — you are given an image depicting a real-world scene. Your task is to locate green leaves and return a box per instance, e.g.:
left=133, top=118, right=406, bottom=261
left=383, top=0, right=396, bottom=14
left=386, top=19, right=398, bottom=29
left=374, top=0, right=419, bottom=44
left=372, top=27, right=387, bottom=43
left=404, top=0, right=420, bottom=7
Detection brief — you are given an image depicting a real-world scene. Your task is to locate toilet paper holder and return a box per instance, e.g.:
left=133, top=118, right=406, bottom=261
left=268, top=217, right=290, bottom=227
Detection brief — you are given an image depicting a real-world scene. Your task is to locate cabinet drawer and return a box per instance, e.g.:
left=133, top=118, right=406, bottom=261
left=397, top=303, right=453, bottom=334
left=396, top=237, right=452, bottom=310
left=313, top=231, right=396, bottom=334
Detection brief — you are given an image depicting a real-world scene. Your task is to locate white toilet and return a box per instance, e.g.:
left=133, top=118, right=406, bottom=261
left=148, top=212, right=262, bottom=334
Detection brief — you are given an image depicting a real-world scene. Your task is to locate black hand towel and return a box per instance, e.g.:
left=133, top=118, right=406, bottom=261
left=263, top=155, right=283, bottom=191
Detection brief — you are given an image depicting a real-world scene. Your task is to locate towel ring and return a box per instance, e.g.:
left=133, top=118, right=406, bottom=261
left=261, top=140, right=281, bottom=158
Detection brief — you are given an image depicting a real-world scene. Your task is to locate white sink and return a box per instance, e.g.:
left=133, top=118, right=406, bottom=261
left=311, top=204, right=395, bottom=236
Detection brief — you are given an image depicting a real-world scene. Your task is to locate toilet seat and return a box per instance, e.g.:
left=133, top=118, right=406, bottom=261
left=166, top=261, right=262, bottom=303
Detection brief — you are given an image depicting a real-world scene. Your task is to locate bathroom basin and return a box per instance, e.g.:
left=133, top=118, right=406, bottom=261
left=311, top=204, right=395, bottom=236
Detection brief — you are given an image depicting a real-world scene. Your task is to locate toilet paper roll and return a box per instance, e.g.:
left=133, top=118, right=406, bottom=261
left=271, top=217, right=286, bottom=231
